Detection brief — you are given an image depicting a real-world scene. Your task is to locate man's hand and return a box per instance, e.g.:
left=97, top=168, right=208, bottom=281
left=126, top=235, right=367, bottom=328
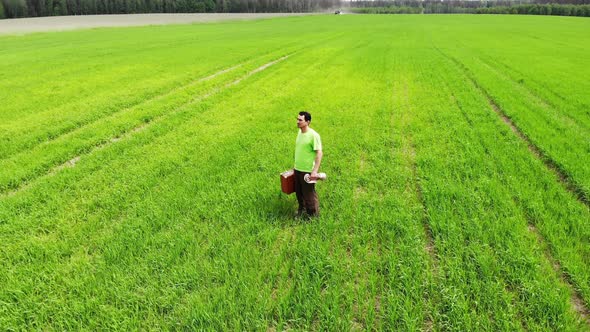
left=310, top=150, right=323, bottom=180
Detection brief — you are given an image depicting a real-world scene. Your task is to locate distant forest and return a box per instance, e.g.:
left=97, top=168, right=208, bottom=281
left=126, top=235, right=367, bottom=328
left=1, top=0, right=589, bottom=19
left=349, top=0, right=590, bottom=16
left=0, top=0, right=339, bottom=18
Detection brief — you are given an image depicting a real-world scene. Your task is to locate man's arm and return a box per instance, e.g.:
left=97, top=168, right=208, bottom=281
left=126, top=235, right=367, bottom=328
left=311, top=150, right=323, bottom=179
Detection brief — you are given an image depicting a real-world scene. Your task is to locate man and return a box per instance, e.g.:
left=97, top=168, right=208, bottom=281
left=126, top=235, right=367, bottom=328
left=294, top=111, right=323, bottom=217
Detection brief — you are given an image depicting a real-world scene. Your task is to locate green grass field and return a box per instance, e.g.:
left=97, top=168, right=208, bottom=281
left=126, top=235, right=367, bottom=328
left=1, top=14, right=589, bottom=330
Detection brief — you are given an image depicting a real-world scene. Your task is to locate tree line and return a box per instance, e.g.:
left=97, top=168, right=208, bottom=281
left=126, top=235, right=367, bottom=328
left=0, top=0, right=338, bottom=19
left=2, top=0, right=590, bottom=19
left=348, top=0, right=590, bottom=16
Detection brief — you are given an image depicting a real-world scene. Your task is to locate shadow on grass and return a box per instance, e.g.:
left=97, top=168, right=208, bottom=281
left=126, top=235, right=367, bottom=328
left=258, top=191, right=315, bottom=227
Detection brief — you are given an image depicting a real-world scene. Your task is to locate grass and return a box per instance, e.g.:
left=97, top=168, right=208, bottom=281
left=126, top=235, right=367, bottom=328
left=0, top=14, right=589, bottom=330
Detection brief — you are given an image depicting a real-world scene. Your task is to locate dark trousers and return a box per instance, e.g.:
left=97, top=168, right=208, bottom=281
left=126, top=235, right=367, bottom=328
left=294, top=170, right=319, bottom=216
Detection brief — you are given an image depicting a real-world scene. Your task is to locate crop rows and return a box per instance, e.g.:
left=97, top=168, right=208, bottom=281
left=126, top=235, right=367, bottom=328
left=1, top=15, right=589, bottom=330
left=0, top=51, right=295, bottom=195
left=427, top=18, right=590, bottom=203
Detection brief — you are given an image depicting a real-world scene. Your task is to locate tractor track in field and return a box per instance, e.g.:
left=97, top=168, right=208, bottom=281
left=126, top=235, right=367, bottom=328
left=435, top=48, right=589, bottom=209
left=0, top=32, right=343, bottom=194
left=479, top=50, right=590, bottom=114
left=0, top=55, right=291, bottom=199
left=450, top=92, right=542, bottom=332
left=395, top=78, right=437, bottom=332
left=523, top=211, right=590, bottom=325
left=487, top=97, right=589, bottom=206
left=435, top=47, right=590, bottom=325
left=441, top=39, right=590, bottom=132
left=474, top=56, right=589, bottom=132
left=400, top=79, right=437, bottom=271
left=409, top=138, right=436, bottom=332
left=0, top=59, right=249, bottom=162
left=1, top=34, right=344, bottom=162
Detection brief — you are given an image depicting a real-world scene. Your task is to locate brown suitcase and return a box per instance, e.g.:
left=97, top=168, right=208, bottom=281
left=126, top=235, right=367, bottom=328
left=280, top=169, right=295, bottom=194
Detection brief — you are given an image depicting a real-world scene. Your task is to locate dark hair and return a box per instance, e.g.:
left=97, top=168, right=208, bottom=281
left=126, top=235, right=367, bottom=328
left=299, top=111, right=312, bottom=122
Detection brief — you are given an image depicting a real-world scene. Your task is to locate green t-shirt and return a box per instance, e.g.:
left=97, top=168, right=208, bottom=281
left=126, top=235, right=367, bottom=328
left=294, top=128, right=322, bottom=172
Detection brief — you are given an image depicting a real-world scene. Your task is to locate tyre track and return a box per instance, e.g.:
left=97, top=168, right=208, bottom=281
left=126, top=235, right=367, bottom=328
left=0, top=57, right=249, bottom=161
left=480, top=54, right=590, bottom=112
left=450, top=92, right=535, bottom=332
left=1, top=35, right=344, bottom=160
left=444, top=40, right=590, bottom=131
left=395, top=77, right=437, bottom=331
left=0, top=33, right=345, bottom=197
left=436, top=48, right=589, bottom=209
left=474, top=56, right=590, bottom=132
left=0, top=54, right=291, bottom=199
left=522, top=208, right=590, bottom=326
left=488, top=95, right=589, bottom=206
left=435, top=47, right=590, bottom=325
left=401, top=83, right=437, bottom=270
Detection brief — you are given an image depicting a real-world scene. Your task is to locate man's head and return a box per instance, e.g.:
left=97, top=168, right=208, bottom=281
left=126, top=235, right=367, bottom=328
left=297, top=111, right=311, bottom=129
